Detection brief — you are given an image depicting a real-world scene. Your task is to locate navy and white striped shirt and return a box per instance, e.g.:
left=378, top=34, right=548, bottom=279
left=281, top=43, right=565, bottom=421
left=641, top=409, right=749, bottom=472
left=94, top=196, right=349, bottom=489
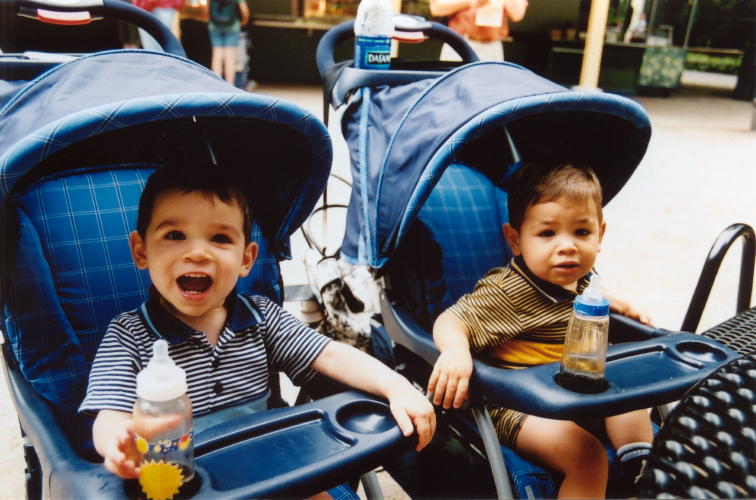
left=79, top=288, right=331, bottom=416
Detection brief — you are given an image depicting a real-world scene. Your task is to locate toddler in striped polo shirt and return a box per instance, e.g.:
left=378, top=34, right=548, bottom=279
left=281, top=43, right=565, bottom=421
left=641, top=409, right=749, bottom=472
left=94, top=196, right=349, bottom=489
left=80, top=165, right=435, bottom=489
left=427, top=161, right=653, bottom=498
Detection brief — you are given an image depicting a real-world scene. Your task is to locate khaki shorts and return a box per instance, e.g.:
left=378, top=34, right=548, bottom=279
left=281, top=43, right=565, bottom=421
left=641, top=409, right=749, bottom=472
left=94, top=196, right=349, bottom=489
left=488, top=406, right=528, bottom=447
left=488, top=406, right=609, bottom=448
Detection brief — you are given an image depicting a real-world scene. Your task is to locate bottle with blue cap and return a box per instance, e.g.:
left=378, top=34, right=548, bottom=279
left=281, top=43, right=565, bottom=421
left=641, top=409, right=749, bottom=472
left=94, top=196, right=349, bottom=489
left=133, top=339, right=194, bottom=493
left=558, top=274, right=610, bottom=393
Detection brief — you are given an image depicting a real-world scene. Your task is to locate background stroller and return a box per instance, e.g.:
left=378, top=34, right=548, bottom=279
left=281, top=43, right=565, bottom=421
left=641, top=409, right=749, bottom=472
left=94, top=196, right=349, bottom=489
left=0, top=1, right=415, bottom=497
left=314, top=18, right=745, bottom=499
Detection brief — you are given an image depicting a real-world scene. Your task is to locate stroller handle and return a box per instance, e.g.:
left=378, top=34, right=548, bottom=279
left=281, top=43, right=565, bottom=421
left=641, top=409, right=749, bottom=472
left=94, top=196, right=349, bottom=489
left=0, top=0, right=186, bottom=57
left=316, top=18, right=478, bottom=78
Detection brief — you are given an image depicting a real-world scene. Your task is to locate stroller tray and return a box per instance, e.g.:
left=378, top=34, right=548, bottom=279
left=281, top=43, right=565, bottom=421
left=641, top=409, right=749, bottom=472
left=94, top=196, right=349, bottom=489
left=474, top=333, right=739, bottom=420
left=190, top=391, right=409, bottom=498
left=383, top=298, right=739, bottom=420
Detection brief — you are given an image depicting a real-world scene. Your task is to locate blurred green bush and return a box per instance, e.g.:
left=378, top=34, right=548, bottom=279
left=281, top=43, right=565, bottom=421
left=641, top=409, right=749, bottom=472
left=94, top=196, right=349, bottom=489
left=685, top=51, right=743, bottom=74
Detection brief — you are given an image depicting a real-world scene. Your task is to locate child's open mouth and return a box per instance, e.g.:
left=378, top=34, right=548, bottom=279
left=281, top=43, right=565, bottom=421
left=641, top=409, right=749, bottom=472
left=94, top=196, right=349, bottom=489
left=177, top=273, right=213, bottom=294
left=555, top=263, right=579, bottom=271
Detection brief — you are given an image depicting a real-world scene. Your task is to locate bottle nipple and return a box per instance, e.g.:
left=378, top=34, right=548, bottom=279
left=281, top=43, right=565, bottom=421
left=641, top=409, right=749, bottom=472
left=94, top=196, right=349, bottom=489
left=584, top=274, right=602, bottom=301
left=152, top=339, right=170, bottom=364
left=136, top=340, right=188, bottom=402
left=574, top=274, right=609, bottom=316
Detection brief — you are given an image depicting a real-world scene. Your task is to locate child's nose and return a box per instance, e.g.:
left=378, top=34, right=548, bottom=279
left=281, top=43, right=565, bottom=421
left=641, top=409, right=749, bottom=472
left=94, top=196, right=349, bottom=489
left=185, top=239, right=211, bottom=260
left=556, top=236, right=578, bottom=253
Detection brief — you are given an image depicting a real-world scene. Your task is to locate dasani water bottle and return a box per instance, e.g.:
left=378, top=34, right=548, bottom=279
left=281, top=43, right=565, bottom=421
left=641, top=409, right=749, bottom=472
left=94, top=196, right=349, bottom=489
left=354, top=0, right=394, bottom=69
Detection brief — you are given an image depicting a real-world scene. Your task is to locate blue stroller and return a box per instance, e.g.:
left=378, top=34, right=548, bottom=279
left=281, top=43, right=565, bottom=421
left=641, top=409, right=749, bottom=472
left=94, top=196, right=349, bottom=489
left=0, top=1, right=414, bottom=498
left=315, top=18, right=744, bottom=499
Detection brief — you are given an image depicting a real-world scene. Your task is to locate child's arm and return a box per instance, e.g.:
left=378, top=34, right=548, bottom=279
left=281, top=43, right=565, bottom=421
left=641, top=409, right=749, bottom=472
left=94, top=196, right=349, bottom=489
left=93, top=410, right=141, bottom=479
left=504, top=0, right=528, bottom=23
left=311, top=342, right=436, bottom=451
left=604, top=290, right=653, bottom=326
left=427, top=310, right=473, bottom=410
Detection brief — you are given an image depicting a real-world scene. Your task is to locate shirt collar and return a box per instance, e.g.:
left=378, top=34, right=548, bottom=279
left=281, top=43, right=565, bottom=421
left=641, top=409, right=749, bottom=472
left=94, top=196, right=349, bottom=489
left=138, top=286, right=262, bottom=344
left=510, top=256, right=591, bottom=303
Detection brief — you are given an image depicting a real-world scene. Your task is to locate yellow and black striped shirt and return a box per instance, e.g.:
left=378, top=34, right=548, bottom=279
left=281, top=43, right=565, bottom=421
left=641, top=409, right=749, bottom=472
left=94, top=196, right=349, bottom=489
left=449, top=257, right=590, bottom=370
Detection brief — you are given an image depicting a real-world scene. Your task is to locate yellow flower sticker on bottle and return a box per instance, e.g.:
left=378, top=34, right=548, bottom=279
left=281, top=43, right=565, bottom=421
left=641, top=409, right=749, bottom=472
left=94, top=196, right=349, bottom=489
left=139, top=460, right=184, bottom=500
left=135, top=435, right=149, bottom=454
left=177, top=433, right=191, bottom=451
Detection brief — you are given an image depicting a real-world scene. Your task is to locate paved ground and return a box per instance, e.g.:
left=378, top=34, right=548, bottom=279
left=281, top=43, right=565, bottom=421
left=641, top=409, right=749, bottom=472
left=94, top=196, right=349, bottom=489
left=0, top=72, right=753, bottom=499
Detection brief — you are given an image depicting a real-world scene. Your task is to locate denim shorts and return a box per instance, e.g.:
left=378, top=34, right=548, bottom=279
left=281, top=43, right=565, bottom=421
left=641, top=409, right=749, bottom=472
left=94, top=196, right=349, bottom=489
left=209, top=26, right=240, bottom=47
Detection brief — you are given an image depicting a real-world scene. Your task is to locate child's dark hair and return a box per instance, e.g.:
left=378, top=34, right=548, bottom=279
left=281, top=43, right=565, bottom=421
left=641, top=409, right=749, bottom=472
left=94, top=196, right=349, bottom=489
left=507, top=161, right=603, bottom=230
left=136, top=165, right=252, bottom=243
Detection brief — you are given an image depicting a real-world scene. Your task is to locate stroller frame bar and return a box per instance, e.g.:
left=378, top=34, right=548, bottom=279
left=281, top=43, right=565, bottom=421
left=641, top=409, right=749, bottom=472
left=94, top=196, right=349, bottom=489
left=0, top=0, right=185, bottom=56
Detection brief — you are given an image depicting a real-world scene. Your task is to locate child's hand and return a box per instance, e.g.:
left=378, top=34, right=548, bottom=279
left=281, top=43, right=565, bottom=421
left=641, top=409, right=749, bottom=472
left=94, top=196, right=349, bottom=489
left=606, top=292, right=654, bottom=326
left=311, top=341, right=436, bottom=451
left=102, top=418, right=141, bottom=479
left=386, top=383, right=436, bottom=451
left=94, top=409, right=184, bottom=479
left=427, top=346, right=473, bottom=410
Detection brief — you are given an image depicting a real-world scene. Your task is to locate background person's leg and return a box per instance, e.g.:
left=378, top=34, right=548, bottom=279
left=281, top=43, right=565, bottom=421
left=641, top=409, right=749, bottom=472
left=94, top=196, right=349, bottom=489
left=138, top=7, right=178, bottom=51
left=211, top=45, right=224, bottom=79
left=222, top=45, right=236, bottom=84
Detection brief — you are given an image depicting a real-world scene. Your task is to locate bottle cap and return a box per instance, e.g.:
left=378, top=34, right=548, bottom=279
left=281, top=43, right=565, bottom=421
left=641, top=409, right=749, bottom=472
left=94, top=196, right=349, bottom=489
left=136, top=340, right=188, bottom=402
left=574, top=274, right=609, bottom=317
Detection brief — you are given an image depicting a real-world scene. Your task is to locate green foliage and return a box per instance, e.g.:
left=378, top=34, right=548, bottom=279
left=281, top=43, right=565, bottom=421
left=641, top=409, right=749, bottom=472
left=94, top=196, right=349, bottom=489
left=608, top=0, right=632, bottom=26
left=684, top=51, right=744, bottom=74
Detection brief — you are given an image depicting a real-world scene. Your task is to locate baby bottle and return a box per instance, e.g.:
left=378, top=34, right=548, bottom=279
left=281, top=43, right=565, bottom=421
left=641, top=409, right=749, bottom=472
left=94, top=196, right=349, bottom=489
left=133, top=340, right=194, bottom=498
left=558, top=275, right=610, bottom=393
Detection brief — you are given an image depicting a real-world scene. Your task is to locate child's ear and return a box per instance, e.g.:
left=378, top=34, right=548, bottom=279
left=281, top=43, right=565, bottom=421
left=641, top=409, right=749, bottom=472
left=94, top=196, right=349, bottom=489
left=129, top=231, right=148, bottom=269
left=239, top=242, right=258, bottom=278
left=598, top=220, right=607, bottom=246
left=502, top=223, right=521, bottom=256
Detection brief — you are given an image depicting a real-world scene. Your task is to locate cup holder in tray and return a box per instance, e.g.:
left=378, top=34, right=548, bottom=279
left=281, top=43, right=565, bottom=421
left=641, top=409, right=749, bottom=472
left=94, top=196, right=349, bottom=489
left=674, top=339, right=729, bottom=364
left=336, top=401, right=395, bottom=434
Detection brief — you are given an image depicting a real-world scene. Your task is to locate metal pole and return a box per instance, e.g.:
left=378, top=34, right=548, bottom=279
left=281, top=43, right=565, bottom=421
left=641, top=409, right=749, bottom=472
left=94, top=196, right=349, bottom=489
left=471, top=407, right=514, bottom=499
left=647, top=0, right=660, bottom=36
left=360, top=471, right=384, bottom=500
left=683, top=0, right=699, bottom=49
left=578, top=0, right=610, bottom=90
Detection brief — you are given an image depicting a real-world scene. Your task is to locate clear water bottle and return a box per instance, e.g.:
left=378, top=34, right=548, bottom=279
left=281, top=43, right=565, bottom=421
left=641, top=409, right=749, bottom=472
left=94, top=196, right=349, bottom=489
left=133, top=340, right=194, bottom=498
left=558, top=275, right=610, bottom=393
left=354, top=0, right=394, bottom=69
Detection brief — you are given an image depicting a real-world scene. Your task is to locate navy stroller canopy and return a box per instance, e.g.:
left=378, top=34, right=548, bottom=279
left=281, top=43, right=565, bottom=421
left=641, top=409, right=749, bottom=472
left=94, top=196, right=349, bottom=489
left=0, top=49, right=332, bottom=257
left=340, top=62, right=652, bottom=268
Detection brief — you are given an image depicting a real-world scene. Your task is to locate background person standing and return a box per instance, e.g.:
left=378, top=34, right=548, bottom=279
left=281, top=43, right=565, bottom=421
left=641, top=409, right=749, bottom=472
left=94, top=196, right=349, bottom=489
left=133, top=0, right=185, bottom=51
left=208, top=0, right=250, bottom=84
left=430, top=0, right=528, bottom=62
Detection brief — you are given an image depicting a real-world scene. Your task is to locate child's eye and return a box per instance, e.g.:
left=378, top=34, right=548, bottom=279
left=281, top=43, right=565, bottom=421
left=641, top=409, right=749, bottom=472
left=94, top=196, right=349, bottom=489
left=538, top=230, right=555, bottom=237
left=211, top=234, right=232, bottom=244
left=165, top=231, right=185, bottom=241
left=575, top=229, right=591, bottom=236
